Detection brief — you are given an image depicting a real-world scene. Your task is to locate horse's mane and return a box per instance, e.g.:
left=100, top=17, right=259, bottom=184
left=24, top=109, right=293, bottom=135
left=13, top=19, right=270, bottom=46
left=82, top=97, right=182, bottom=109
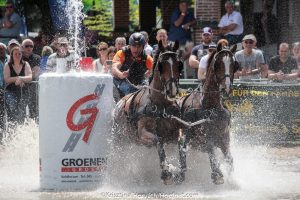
left=206, top=50, right=217, bottom=73
left=149, top=44, right=174, bottom=84
left=148, top=48, right=161, bottom=84
left=152, top=48, right=161, bottom=72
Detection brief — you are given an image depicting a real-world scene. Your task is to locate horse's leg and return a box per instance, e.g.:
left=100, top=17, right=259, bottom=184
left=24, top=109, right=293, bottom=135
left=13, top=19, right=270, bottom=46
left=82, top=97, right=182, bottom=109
left=156, top=138, right=173, bottom=185
left=207, top=144, right=224, bottom=185
left=137, top=119, right=157, bottom=146
left=137, top=119, right=173, bottom=184
left=174, top=128, right=189, bottom=184
left=220, top=126, right=234, bottom=174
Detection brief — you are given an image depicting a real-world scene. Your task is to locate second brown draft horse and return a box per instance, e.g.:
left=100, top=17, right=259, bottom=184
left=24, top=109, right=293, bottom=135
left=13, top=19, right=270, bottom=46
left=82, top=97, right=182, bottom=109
left=113, top=41, right=184, bottom=184
left=178, top=43, right=239, bottom=184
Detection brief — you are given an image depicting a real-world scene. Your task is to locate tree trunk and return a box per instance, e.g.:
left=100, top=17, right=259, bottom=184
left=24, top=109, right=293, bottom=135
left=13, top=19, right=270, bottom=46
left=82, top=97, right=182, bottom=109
left=261, top=0, right=275, bottom=45
left=277, top=0, right=289, bottom=43
left=240, top=0, right=254, bottom=34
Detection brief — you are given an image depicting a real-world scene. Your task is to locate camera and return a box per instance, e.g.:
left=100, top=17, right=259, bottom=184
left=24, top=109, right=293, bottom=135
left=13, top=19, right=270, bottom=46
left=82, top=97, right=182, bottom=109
left=106, top=60, right=112, bottom=65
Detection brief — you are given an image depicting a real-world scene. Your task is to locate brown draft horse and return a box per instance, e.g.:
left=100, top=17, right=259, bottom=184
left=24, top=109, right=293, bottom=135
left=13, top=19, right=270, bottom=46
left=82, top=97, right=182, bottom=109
left=178, top=43, right=239, bottom=184
left=113, top=40, right=185, bottom=184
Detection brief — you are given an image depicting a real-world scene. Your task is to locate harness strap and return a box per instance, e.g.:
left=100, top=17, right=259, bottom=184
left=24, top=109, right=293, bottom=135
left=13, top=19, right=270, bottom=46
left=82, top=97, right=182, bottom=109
left=126, top=89, right=143, bottom=120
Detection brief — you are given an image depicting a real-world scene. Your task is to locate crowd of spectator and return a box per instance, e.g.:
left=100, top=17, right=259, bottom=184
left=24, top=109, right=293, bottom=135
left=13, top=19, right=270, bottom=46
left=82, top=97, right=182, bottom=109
left=0, top=0, right=299, bottom=130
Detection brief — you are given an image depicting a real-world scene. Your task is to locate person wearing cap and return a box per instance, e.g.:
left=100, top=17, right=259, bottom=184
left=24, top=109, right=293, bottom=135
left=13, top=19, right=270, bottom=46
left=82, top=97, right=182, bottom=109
left=168, top=0, right=196, bottom=45
left=111, top=32, right=153, bottom=98
left=235, top=34, right=267, bottom=79
left=7, top=38, right=20, bottom=54
left=46, top=37, right=77, bottom=73
left=189, top=27, right=216, bottom=70
left=268, top=43, right=299, bottom=81
left=22, top=39, right=41, bottom=120
left=218, top=1, right=243, bottom=46
left=0, top=1, right=21, bottom=45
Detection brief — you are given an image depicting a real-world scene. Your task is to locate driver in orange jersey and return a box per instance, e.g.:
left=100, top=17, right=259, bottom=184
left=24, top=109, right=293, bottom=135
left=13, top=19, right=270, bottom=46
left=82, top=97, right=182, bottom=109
left=111, top=32, right=153, bottom=97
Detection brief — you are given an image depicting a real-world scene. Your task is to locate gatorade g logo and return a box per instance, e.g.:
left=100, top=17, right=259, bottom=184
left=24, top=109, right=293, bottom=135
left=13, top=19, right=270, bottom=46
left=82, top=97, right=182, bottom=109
left=62, top=84, right=105, bottom=152
left=66, top=94, right=99, bottom=143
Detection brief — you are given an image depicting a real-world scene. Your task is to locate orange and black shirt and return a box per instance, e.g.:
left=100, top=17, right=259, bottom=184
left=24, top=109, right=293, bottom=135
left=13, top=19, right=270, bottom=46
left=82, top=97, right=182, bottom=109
left=113, top=46, right=153, bottom=85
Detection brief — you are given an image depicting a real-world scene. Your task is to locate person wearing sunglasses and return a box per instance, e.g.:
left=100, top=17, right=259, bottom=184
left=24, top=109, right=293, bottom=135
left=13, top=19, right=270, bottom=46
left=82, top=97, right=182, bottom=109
left=21, top=39, right=41, bottom=120
left=46, top=37, right=77, bottom=73
left=92, top=42, right=109, bottom=73
left=111, top=32, right=153, bottom=98
left=234, top=34, right=267, bottom=80
left=0, top=1, right=21, bottom=45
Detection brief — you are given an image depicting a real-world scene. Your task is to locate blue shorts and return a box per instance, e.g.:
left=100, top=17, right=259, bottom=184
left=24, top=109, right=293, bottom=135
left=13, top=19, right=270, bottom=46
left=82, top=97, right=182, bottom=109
left=113, top=78, right=138, bottom=97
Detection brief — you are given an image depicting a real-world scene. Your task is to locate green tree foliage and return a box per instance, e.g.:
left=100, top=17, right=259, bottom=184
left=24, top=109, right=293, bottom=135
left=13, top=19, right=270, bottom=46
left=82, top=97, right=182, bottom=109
left=129, top=0, right=139, bottom=31
left=83, top=0, right=113, bottom=37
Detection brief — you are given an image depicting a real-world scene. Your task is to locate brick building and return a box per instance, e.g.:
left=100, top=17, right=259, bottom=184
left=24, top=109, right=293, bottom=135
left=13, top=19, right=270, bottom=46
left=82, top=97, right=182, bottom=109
left=113, top=0, right=300, bottom=46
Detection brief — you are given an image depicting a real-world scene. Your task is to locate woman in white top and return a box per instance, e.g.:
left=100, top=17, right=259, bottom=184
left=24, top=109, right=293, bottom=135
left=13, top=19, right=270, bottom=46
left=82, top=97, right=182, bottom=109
left=92, top=42, right=109, bottom=73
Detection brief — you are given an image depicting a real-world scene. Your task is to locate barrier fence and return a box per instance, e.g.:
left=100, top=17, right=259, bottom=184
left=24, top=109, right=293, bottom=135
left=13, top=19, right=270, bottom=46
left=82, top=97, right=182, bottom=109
left=179, top=79, right=300, bottom=143
left=1, top=79, right=299, bottom=143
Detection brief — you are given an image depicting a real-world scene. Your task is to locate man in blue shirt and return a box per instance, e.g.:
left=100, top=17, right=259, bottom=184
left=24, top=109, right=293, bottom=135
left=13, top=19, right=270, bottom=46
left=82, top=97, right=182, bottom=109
left=168, top=1, right=196, bottom=45
left=0, top=1, right=21, bottom=45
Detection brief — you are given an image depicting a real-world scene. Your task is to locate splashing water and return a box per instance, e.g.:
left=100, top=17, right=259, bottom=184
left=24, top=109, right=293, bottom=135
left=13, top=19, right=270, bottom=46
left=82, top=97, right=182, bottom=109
left=65, top=0, right=86, bottom=69
left=0, top=119, right=39, bottom=198
left=0, top=119, right=300, bottom=199
left=1, top=0, right=299, bottom=198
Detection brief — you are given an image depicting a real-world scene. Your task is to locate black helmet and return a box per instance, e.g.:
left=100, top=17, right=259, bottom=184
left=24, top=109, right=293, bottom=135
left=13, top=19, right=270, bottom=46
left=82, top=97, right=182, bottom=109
left=129, top=32, right=145, bottom=46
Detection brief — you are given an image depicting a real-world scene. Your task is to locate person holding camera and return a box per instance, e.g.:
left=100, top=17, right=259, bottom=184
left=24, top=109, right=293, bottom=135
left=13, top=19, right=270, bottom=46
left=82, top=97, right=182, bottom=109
left=46, top=37, right=77, bottom=73
left=92, top=42, right=111, bottom=73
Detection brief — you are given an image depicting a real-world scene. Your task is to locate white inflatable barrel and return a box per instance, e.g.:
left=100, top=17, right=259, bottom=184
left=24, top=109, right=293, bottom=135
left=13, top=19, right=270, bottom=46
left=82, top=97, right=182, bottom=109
left=39, top=73, right=113, bottom=190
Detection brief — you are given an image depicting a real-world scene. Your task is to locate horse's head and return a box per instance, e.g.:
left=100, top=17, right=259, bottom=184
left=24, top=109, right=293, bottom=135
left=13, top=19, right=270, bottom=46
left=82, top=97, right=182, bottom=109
left=208, top=43, right=239, bottom=94
left=154, top=40, right=183, bottom=99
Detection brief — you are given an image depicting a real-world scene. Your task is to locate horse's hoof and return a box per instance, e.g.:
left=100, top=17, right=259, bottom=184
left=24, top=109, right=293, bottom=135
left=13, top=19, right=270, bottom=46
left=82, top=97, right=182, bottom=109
left=213, top=176, right=224, bottom=185
left=161, top=170, right=173, bottom=185
left=211, top=173, right=224, bottom=185
left=163, top=177, right=173, bottom=185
